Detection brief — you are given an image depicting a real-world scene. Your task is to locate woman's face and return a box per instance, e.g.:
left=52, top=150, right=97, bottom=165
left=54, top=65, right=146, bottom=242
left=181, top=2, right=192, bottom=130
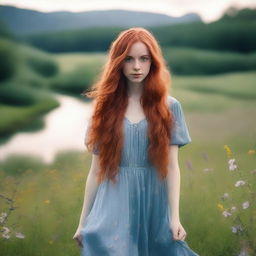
left=122, top=41, right=152, bottom=84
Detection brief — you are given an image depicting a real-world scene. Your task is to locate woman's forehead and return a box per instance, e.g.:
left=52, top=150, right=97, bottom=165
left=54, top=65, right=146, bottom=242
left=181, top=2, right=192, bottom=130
left=127, top=42, right=150, bottom=56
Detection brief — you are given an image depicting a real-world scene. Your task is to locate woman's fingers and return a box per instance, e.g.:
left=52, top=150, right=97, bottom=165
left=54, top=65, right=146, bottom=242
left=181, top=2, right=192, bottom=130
left=178, top=228, right=187, bottom=240
left=73, top=235, right=84, bottom=248
left=181, top=231, right=187, bottom=240
left=170, top=222, right=187, bottom=241
left=173, top=229, right=187, bottom=240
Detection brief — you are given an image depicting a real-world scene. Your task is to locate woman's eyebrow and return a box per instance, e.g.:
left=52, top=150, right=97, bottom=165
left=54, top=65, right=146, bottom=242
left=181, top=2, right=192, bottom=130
left=126, top=54, right=150, bottom=57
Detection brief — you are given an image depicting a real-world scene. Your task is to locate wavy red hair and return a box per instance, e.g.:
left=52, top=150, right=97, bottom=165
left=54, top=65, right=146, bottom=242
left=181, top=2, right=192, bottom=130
left=82, top=27, right=174, bottom=185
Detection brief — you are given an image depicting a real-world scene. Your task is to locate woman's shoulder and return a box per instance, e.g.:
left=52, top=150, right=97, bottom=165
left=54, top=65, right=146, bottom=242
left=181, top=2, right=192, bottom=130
left=167, top=95, right=180, bottom=108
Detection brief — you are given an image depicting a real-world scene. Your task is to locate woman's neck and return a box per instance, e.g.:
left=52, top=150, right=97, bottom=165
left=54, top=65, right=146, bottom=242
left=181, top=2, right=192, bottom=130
left=127, top=81, right=144, bottom=99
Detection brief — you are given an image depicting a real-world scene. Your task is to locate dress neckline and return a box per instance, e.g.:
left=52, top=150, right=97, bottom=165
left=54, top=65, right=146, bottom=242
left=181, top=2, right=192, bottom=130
left=124, top=116, right=146, bottom=125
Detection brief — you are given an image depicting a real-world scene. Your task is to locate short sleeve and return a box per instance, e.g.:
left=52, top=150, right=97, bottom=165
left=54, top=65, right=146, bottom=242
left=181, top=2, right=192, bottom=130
left=169, top=97, right=192, bottom=148
left=84, top=117, right=99, bottom=155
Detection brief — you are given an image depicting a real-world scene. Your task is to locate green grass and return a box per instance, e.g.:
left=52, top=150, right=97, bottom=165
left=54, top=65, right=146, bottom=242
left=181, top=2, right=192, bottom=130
left=49, top=52, right=106, bottom=95
left=0, top=139, right=255, bottom=255
left=0, top=49, right=256, bottom=255
left=52, top=52, right=106, bottom=73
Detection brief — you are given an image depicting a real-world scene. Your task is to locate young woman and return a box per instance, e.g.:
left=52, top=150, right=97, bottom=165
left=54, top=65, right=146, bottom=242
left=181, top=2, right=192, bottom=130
left=73, top=27, right=200, bottom=256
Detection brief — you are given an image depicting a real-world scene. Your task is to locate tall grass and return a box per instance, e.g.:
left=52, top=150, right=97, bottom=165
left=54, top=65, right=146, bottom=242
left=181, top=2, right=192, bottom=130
left=0, top=139, right=255, bottom=255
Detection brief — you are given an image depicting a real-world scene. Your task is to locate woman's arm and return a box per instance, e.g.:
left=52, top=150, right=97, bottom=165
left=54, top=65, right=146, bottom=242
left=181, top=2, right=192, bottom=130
left=77, top=153, right=100, bottom=229
left=166, top=145, right=180, bottom=222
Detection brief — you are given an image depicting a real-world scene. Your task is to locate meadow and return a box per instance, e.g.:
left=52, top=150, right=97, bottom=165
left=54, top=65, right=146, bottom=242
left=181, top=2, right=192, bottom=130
left=0, top=48, right=256, bottom=255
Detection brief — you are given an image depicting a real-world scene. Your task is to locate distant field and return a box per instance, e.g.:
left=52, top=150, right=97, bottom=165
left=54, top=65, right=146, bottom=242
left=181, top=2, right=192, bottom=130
left=53, top=51, right=256, bottom=145
left=52, top=52, right=106, bottom=73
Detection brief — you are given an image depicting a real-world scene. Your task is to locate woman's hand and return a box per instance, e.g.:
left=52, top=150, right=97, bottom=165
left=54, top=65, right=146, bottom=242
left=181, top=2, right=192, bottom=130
left=170, top=219, right=187, bottom=241
left=73, top=228, right=84, bottom=248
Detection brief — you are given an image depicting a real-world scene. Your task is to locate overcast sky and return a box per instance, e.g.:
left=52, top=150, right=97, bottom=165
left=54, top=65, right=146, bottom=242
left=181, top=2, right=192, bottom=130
left=1, top=0, right=256, bottom=23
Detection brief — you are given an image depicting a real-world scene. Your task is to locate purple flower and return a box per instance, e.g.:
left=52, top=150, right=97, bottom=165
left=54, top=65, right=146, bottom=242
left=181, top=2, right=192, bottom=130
left=221, top=193, right=229, bottom=201
left=235, top=180, right=246, bottom=187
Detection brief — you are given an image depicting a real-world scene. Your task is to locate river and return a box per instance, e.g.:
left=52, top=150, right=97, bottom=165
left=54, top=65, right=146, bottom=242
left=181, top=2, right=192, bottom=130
left=0, top=93, right=93, bottom=164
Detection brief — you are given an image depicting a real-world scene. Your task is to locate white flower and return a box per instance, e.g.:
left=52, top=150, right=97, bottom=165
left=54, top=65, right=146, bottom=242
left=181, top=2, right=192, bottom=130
left=242, top=201, right=249, bottom=209
left=0, top=212, right=7, bottom=223
left=223, top=193, right=229, bottom=198
left=2, top=232, right=11, bottom=239
left=2, top=226, right=10, bottom=233
left=15, top=232, right=25, bottom=239
left=231, top=224, right=243, bottom=233
left=235, top=180, right=246, bottom=187
left=228, top=158, right=237, bottom=171
left=231, top=226, right=237, bottom=233
left=222, top=210, right=232, bottom=217
left=231, top=206, right=237, bottom=212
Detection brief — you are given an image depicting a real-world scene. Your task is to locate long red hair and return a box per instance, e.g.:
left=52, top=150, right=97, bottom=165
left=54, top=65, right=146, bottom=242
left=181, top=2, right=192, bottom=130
left=82, top=27, right=174, bottom=185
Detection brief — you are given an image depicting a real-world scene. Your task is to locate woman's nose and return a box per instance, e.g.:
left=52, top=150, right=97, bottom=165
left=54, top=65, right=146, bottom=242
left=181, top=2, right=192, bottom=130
left=133, top=59, right=141, bottom=70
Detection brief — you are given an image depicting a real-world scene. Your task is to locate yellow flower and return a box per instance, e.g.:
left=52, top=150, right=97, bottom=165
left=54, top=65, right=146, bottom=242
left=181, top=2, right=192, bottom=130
left=44, top=199, right=50, bottom=204
left=224, top=145, right=232, bottom=157
left=217, top=203, right=224, bottom=211
left=248, top=149, right=256, bottom=155
left=49, top=240, right=54, bottom=244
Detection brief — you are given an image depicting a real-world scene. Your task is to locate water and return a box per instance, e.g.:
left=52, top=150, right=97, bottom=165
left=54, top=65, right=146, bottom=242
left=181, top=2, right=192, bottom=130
left=0, top=93, right=93, bottom=164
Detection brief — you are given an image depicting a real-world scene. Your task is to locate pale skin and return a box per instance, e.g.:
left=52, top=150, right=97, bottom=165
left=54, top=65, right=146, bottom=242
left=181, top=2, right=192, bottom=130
left=73, top=41, right=187, bottom=248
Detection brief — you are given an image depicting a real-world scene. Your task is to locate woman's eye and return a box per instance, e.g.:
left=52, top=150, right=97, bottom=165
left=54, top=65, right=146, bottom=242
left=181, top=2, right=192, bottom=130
left=141, top=56, right=149, bottom=61
left=125, top=57, right=132, bottom=62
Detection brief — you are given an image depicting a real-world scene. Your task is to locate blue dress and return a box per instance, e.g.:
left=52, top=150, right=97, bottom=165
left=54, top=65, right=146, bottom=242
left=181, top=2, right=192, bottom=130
left=81, top=95, right=200, bottom=256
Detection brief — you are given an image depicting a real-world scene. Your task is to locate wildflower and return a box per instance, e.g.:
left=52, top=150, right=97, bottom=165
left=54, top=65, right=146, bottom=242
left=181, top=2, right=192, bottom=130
left=231, top=224, right=243, bottom=233
left=242, top=201, right=249, bottom=209
left=228, top=158, right=237, bottom=171
left=235, top=180, right=246, bottom=187
left=224, top=144, right=232, bottom=157
left=217, top=204, right=224, bottom=211
left=231, top=226, right=237, bottom=233
left=49, top=239, right=54, bottom=244
left=247, top=149, right=255, bottom=155
left=2, top=226, right=11, bottom=239
left=15, top=232, right=25, bottom=239
left=2, top=232, right=11, bottom=239
left=222, top=210, right=232, bottom=217
left=221, top=193, right=229, bottom=200
left=230, top=206, right=237, bottom=212
left=0, top=212, right=7, bottom=223
left=2, top=226, right=10, bottom=233
left=44, top=199, right=50, bottom=204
